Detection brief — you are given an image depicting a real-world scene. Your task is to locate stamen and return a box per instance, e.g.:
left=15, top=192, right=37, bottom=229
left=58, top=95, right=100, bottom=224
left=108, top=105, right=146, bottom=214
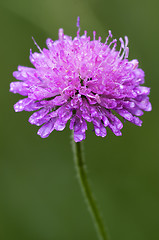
left=77, top=16, right=80, bottom=37
left=119, top=37, right=124, bottom=49
left=118, top=37, right=125, bottom=57
left=32, top=37, right=43, bottom=53
left=125, top=47, right=129, bottom=58
left=77, top=16, right=80, bottom=28
left=108, top=39, right=117, bottom=48
left=93, top=31, right=96, bottom=40
left=62, top=86, right=71, bottom=93
left=112, top=41, right=117, bottom=50
left=58, top=28, right=64, bottom=40
left=105, top=30, right=112, bottom=44
left=125, top=36, right=128, bottom=47
left=120, top=36, right=129, bottom=59
left=124, top=36, right=129, bottom=58
left=32, top=38, right=54, bottom=67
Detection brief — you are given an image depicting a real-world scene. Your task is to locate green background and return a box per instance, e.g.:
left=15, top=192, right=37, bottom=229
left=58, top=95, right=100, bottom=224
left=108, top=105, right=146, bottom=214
left=0, top=0, right=158, bottom=240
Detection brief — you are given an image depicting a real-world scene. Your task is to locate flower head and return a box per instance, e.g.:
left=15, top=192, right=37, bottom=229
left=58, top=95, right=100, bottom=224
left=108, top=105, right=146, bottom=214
left=10, top=17, right=151, bottom=142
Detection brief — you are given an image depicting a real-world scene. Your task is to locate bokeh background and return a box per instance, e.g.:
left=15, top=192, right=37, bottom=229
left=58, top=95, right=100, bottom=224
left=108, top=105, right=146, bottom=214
left=0, top=0, right=158, bottom=240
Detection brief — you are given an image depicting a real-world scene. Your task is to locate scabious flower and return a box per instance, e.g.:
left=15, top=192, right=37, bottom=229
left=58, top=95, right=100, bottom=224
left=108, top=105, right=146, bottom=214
left=10, top=17, right=151, bottom=142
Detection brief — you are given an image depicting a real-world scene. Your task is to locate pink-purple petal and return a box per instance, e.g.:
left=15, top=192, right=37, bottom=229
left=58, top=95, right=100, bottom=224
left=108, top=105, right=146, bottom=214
left=37, top=119, right=56, bottom=138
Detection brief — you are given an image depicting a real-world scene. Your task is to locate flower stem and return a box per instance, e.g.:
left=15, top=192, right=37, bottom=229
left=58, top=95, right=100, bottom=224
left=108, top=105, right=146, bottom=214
left=71, top=137, right=109, bottom=240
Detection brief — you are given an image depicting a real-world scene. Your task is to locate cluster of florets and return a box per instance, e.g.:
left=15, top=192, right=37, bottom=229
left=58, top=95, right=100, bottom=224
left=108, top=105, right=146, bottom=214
left=10, top=19, right=151, bottom=142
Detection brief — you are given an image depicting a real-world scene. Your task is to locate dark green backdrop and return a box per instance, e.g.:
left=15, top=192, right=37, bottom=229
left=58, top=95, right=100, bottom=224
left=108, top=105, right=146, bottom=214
left=0, top=0, right=158, bottom=240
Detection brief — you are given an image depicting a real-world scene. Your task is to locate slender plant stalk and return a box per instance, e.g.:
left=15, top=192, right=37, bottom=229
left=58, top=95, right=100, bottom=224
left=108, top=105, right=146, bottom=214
left=71, top=136, right=109, bottom=240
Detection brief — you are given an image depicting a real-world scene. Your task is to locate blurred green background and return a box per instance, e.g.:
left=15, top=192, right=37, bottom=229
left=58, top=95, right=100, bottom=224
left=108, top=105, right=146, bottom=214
left=0, top=0, right=158, bottom=240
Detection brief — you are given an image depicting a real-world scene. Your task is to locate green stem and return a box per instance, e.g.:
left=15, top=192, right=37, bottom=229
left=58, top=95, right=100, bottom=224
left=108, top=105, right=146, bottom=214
left=71, top=136, right=109, bottom=240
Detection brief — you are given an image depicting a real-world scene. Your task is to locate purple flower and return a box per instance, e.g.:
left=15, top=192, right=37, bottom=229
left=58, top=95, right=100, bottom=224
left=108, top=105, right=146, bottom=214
left=10, top=18, right=151, bottom=142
